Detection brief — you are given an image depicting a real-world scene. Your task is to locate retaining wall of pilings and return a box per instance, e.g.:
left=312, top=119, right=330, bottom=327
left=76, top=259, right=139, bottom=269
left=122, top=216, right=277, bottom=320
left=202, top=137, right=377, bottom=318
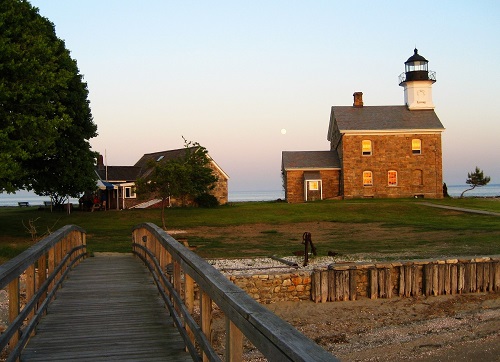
left=311, top=256, right=500, bottom=303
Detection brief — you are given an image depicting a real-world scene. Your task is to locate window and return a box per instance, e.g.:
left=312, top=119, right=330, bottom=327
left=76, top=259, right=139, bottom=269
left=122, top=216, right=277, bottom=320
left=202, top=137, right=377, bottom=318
left=363, top=171, right=373, bottom=186
left=308, top=181, right=319, bottom=191
left=388, top=171, right=397, bottom=186
left=412, top=139, right=422, bottom=154
left=124, top=187, right=136, bottom=198
left=362, top=140, right=372, bottom=156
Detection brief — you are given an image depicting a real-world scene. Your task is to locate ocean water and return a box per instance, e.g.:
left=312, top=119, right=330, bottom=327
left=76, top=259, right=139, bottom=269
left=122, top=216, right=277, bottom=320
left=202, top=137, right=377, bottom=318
left=228, top=190, right=285, bottom=202
left=0, top=191, right=80, bottom=207
left=1, top=185, right=498, bottom=206
left=445, top=184, right=500, bottom=198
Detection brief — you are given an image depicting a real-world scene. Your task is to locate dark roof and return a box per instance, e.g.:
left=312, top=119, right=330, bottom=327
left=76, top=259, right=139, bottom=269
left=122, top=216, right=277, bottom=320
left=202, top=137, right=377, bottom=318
left=282, top=151, right=341, bottom=170
left=134, top=147, right=229, bottom=180
left=331, top=106, right=444, bottom=132
left=405, top=48, right=428, bottom=64
left=96, top=166, right=141, bottom=182
left=134, top=148, right=194, bottom=170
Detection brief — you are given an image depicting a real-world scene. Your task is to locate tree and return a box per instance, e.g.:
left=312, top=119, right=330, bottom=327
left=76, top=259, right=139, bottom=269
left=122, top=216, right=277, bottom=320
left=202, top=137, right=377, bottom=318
left=136, top=138, right=218, bottom=229
left=0, top=0, right=97, bottom=199
left=460, top=166, right=491, bottom=198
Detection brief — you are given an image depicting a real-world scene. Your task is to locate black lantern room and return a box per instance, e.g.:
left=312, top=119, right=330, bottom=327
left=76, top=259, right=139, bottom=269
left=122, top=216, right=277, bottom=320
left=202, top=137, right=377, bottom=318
left=399, top=48, right=436, bottom=84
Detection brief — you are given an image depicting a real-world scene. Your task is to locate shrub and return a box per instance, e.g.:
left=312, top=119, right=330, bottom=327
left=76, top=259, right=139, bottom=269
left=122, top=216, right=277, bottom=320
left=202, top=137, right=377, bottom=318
left=195, top=193, right=219, bottom=208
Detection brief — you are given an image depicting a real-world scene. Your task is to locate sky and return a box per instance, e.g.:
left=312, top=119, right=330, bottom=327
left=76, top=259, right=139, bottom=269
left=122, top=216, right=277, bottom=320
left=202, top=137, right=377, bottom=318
left=30, top=0, right=500, bottom=192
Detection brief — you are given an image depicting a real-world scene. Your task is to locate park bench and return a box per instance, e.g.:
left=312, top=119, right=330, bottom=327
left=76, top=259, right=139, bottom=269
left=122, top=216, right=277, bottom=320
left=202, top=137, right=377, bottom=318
left=18, top=202, right=30, bottom=207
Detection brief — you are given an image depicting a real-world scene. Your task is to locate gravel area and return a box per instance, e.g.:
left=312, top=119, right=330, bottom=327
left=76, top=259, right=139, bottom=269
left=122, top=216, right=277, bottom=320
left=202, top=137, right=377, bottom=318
left=207, top=255, right=368, bottom=275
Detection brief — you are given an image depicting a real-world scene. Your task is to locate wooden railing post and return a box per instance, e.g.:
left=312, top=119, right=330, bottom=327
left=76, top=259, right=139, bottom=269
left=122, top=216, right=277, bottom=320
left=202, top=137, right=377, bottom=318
left=26, top=265, right=36, bottom=327
left=48, top=247, right=55, bottom=295
left=225, top=317, right=243, bottom=362
left=184, top=274, right=195, bottom=350
left=37, top=254, right=47, bottom=308
left=8, top=278, right=20, bottom=351
left=200, top=291, right=212, bottom=362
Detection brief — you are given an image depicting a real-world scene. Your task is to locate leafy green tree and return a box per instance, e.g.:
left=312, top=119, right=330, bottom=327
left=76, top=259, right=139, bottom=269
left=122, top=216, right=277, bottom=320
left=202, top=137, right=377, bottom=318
left=460, top=166, right=491, bottom=198
left=0, top=0, right=97, bottom=200
left=137, top=139, right=218, bottom=229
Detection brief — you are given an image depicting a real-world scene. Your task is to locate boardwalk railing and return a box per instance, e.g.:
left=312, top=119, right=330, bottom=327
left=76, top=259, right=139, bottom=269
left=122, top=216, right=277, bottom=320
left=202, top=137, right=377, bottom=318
left=132, top=222, right=338, bottom=362
left=0, top=225, right=86, bottom=360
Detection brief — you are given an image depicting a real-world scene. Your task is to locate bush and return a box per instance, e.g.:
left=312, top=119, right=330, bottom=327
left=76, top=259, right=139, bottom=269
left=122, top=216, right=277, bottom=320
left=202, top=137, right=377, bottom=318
left=195, top=193, right=219, bottom=208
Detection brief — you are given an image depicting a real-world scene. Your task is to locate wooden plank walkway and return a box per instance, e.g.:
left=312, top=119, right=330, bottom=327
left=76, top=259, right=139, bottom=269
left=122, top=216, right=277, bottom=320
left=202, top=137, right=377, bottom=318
left=22, top=253, right=193, bottom=362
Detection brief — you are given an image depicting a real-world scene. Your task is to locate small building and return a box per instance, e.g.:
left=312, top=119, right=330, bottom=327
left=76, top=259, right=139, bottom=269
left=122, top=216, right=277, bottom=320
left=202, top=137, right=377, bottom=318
left=282, top=151, right=341, bottom=203
left=95, top=147, right=229, bottom=209
left=282, top=49, right=445, bottom=202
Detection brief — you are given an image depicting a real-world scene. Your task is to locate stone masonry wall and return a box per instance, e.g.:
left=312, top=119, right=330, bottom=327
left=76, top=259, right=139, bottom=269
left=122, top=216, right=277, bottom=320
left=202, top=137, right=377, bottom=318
left=341, top=133, right=443, bottom=199
left=285, top=169, right=340, bottom=203
left=228, top=272, right=312, bottom=304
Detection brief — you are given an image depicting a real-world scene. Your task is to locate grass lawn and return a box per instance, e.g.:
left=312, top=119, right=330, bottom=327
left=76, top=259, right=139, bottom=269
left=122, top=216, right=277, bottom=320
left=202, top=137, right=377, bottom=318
left=0, top=198, right=499, bottom=264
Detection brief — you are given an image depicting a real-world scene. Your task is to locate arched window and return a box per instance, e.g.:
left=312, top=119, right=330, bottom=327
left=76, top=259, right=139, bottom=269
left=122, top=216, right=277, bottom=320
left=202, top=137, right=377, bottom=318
left=363, top=171, right=373, bottom=186
left=388, top=170, right=398, bottom=186
left=362, top=140, right=372, bottom=156
left=412, top=139, right=422, bottom=154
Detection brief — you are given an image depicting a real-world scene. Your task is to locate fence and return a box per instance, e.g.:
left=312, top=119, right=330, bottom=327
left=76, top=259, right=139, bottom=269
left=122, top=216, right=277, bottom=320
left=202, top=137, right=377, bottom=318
left=311, top=256, right=500, bottom=303
left=0, top=225, right=87, bottom=360
left=132, top=222, right=338, bottom=361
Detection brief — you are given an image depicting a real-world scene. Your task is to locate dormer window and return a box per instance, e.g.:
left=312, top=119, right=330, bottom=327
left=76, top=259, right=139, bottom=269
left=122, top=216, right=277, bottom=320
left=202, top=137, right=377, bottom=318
left=412, top=139, right=422, bottom=154
left=362, top=140, right=372, bottom=156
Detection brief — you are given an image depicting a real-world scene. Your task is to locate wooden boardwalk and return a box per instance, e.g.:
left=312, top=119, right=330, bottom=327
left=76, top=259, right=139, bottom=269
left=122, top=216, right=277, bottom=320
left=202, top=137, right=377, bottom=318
left=22, top=253, right=193, bottom=362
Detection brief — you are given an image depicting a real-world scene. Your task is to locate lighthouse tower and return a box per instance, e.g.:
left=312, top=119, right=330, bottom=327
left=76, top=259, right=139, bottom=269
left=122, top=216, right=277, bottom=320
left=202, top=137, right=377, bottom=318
left=399, top=49, right=436, bottom=110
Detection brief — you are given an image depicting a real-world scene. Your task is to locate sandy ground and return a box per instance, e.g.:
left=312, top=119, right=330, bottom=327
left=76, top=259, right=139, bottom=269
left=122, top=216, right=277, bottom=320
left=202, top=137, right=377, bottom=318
left=209, top=292, right=500, bottom=361
left=258, top=293, right=500, bottom=361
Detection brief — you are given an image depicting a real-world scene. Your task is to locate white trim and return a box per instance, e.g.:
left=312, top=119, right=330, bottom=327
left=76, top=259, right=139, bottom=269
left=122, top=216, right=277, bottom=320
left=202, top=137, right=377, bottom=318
left=340, top=129, right=444, bottom=135
left=304, top=179, right=323, bottom=201
left=208, top=157, right=230, bottom=180
left=284, top=167, right=341, bottom=171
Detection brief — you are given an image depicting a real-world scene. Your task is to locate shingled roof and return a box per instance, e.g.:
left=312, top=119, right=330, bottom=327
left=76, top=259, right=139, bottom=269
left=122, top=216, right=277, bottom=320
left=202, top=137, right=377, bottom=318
left=134, top=147, right=229, bottom=180
left=134, top=148, right=193, bottom=170
left=282, top=151, right=341, bottom=170
left=96, top=166, right=141, bottom=182
left=330, top=106, right=444, bottom=132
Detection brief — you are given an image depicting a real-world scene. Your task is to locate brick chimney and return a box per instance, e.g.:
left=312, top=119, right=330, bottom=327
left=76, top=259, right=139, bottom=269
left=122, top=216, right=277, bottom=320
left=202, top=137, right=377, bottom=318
left=353, top=92, right=363, bottom=107
left=97, top=154, right=105, bottom=170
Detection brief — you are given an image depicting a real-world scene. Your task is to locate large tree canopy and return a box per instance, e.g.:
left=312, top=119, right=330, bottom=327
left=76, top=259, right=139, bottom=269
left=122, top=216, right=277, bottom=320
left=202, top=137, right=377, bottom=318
left=0, top=0, right=97, bottom=199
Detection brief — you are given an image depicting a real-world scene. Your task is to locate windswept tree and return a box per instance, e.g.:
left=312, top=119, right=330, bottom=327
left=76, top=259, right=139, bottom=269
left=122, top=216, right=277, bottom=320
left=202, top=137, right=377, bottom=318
left=0, top=0, right=97, bottom=201
left=460, top=166, right=491, bottom=198
left=136, top=138, right=218, bottom=229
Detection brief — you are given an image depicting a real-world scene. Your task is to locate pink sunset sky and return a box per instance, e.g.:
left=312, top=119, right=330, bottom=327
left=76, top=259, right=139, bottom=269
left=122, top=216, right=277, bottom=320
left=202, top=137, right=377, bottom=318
left=31, top=1, right=500, bottom=192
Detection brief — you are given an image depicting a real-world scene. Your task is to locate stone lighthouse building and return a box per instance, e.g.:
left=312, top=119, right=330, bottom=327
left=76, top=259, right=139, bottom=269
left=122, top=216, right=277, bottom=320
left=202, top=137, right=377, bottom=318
left=282, top=49, right=445, bottom=202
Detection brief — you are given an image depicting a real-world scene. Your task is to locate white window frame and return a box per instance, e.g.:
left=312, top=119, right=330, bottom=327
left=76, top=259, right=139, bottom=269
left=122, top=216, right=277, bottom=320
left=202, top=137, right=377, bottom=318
left=412, top=139, right=422, bottom=155
left=124, top=186, right=136, bottom=198
left=304, top=180, right=323, bottom=201
left=362, top=140, right=372, bottom=156
left=388, top=170, right=398, bottom=186
left=363, top=171, right=373, bottom=186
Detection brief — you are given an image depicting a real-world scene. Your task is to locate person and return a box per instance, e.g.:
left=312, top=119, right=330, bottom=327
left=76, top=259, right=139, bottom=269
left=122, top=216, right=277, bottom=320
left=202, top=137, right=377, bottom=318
left=443, top=183, right=450, bottom=198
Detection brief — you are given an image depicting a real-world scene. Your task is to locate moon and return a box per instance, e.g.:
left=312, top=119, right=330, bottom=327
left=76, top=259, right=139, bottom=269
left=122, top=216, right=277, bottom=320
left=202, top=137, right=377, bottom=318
left=281, top=128, right=287, bottom=135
